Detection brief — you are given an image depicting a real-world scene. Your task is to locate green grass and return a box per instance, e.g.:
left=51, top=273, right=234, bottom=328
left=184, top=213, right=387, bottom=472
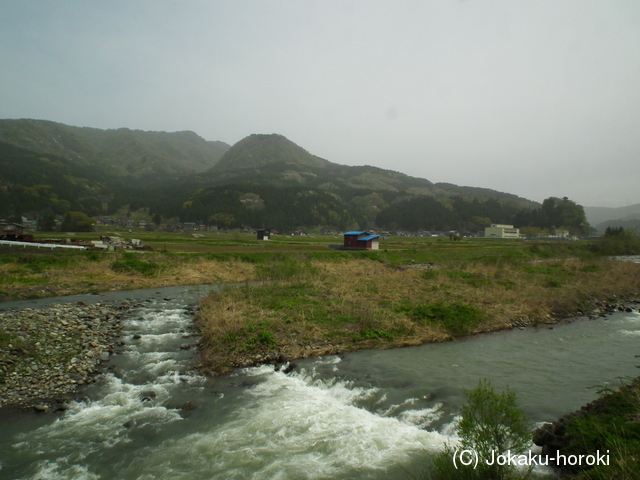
left=441, top=270, right=493, bottom=288
left=0, top=331, right=16, bottom=348
left=110, top=252, right=164, bottom=276
left=250, top=283, right=338, bottom=325
left=560, top=380, right=640, bottom=479
left=398, top=301, right=485, bottom=335
left=236, top=321, right=278, bottom=352
left=353, top=328, right=395, bottom=341
left=254, top=255, right=319, bottom=281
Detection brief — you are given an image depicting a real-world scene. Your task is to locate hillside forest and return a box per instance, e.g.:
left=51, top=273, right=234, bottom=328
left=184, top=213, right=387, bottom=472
left=0, top=119, right=590, bottom=235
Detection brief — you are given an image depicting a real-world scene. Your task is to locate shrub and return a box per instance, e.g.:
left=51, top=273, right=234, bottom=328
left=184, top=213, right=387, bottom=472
left=427, top=379, right=532, bottom=480
left=591, top=229, right=640, bottom=255
left=59, top=211, right=95, bottom=232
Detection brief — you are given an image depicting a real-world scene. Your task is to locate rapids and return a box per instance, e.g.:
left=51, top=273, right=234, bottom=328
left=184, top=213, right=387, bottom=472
left=0, top=285, right=639, bottom=479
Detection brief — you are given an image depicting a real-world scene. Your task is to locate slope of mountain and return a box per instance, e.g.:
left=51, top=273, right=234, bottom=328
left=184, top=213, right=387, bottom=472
left=205, top=134, right=537, bottom=207
left=1, top=120, right=551, bottom=231
left=0, top=119, right=230, bottom=185
left=0, top=141, right=108, bottom=217
left=594, top=218, right=640, bottom=234
left=584, top=203, right=640, bottom=227
left=214, top=134, right=329, bottom=172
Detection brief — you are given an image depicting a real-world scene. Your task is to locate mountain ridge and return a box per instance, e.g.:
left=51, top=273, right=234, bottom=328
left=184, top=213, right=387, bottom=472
left=0, top=119, right=230, bottom=185
left=3, top=118, right=592, bottom=232
left=584, top=203, right=640, bottom=226
left=206, top=133, right=538, bottom=210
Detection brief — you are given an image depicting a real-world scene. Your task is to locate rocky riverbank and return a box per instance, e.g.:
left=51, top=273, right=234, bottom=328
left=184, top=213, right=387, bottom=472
left=533, top=376, right=640, bottom=478
left=0, top=302, right=125, bottom=413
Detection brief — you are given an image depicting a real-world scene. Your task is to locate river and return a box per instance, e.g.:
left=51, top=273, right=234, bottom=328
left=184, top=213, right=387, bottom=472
left=0, top=284, right=639, bottom=479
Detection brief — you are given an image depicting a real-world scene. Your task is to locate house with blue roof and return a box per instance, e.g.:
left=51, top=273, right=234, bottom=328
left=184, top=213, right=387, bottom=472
left=342, top=231, right=380, bottom=250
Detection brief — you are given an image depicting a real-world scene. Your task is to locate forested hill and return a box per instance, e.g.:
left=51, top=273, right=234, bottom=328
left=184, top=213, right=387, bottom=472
left=2, top=119, right=594, bottom=233
left=0, top=141, right=109, bottom=217
left=0, top=119, right=230, bottom=185
left=204, top=134, right=537, bottom=206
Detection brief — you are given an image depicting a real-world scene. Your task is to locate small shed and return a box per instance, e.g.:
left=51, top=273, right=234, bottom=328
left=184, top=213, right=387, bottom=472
left=0, top=222, right=25, bottom=240
left=343, top=231, right=380, bottom=250
left=1, top=223, right=25, bottom=236
left=257, top=228, right=271, bottom=241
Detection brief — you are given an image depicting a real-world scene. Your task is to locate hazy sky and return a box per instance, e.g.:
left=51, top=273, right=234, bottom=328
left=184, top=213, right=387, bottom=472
left=2, top=1, right=639, bottom=207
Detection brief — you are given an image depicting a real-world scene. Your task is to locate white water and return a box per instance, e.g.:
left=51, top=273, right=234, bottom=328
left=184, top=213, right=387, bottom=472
left=1, top=289, right=639, bottom=479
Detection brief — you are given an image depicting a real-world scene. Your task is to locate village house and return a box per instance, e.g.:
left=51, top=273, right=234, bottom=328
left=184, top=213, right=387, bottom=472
left=257, top=228, right=271, bottom=240
left=342, top=231, right=380, bottom=250
left=1, top=222, right=25, bottom=236
left=0, top=222, right=32, bottom=241
left=484, top=224, right=520, bottom=239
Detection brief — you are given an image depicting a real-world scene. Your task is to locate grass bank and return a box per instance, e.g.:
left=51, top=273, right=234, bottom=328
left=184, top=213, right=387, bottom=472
left=196, top=256, right=640, bottom=374
left=540, top=377, right=640, bottom=479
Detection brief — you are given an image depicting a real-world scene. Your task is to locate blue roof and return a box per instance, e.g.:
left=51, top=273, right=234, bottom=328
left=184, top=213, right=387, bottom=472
left=343, top=231, right=366, bottom=235
left=358, top=235, right=379, bottom=241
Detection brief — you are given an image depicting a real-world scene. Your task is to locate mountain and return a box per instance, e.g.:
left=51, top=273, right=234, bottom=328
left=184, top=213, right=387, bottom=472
left=594, top=218, right=640, bottom=234
left=214, top=133, right=329, bottom=172
left=584, top=203, right=640, bottom=228
left=206, top=134, right=538, bottom=205
left=0, top=141, right=109, bottom=218
left=0, top=119, right=230, bottom=185
left=1, top=120, right=556, bottom=231
left=162, top=133, right=539, bottom=231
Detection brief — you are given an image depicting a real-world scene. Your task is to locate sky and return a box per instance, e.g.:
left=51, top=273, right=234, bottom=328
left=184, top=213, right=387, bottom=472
left=1, top=1, right=640, bottom=208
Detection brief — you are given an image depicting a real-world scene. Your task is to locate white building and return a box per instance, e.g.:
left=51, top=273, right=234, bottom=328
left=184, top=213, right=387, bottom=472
left=484, top=224, right=520, bottom=239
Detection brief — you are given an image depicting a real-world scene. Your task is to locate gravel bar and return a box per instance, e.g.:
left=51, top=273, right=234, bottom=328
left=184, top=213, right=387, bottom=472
left=0, top=302, right=125, bottom=412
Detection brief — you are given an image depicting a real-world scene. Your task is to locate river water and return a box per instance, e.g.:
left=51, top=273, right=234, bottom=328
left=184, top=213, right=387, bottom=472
left=0, top=285, right=639, bottom=479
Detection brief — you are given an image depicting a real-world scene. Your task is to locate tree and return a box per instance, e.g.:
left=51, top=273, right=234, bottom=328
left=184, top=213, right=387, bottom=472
left=593, top=227, right=640, bottom=255
left=38, top=210, right=57, bottom=231
left=209, top=212, right=236, bottom=228
left=60, top=211, right=94, bottom=232
left=604, top=226, right=624, bottom=237
left=427, top=379, right=532, bottom=480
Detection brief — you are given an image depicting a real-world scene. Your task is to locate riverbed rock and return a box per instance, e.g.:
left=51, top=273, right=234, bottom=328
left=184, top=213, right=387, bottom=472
left=533, top=422, right=568, bottom=449
left=140, top=390, right=157, bottom=402
left=0, top=303, right=121, bottom=410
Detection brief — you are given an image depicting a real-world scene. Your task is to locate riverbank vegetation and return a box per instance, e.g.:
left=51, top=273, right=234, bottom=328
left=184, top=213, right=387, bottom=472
left=556, top=378, right=640, bottom=480
left=0, top=248, right=255, bottom=300
left=195, top=251, right=640, bottom=374
left=590, top=227, right=640, bottom=256
left=426, top=379, right=533, bottom=480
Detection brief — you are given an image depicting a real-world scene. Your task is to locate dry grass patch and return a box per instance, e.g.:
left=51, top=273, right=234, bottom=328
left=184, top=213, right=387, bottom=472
left=0, top=253, right=256, bottom=300
left=196, top=257, right=640, bottom=374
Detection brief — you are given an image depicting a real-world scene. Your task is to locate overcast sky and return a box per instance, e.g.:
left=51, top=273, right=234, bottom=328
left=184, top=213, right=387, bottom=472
left=1, top=1, right=639, bottom=207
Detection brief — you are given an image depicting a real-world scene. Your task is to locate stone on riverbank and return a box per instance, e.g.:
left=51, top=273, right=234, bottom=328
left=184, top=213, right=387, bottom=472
left=0, top=303, right=123, bottom=411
